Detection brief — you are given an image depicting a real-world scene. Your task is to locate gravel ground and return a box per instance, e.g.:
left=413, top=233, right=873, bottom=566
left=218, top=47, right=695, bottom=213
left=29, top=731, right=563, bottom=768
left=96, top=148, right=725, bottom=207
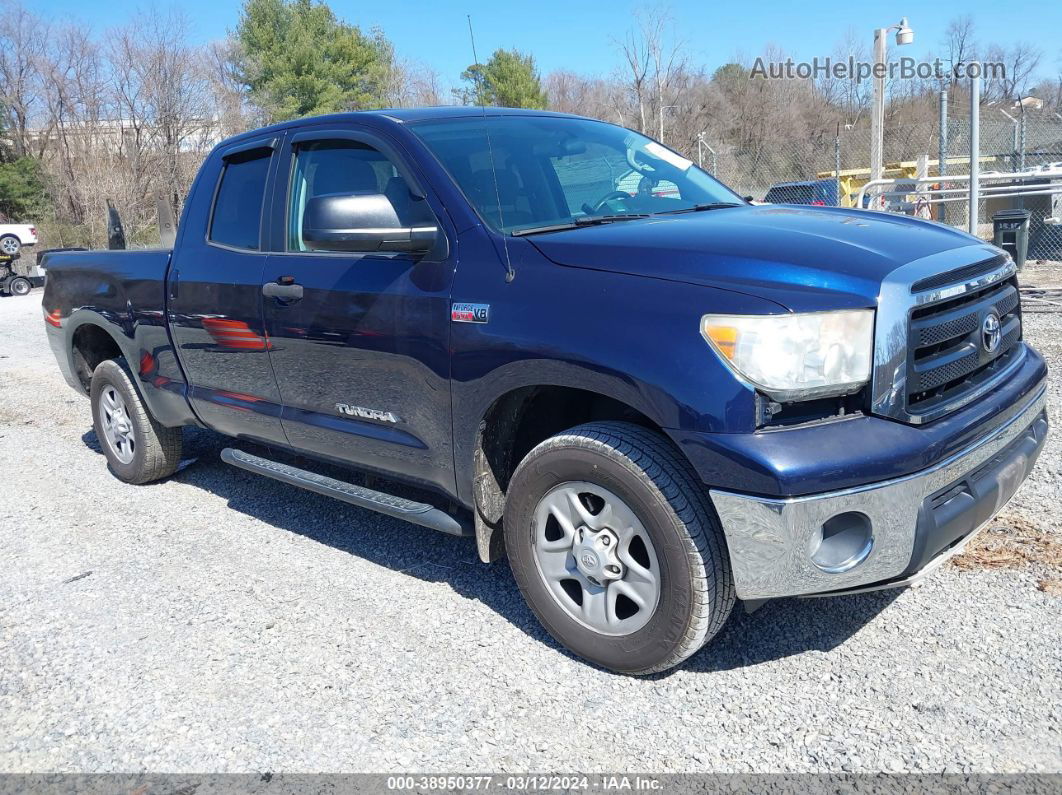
left=0, top=286, right=1060, bottom=774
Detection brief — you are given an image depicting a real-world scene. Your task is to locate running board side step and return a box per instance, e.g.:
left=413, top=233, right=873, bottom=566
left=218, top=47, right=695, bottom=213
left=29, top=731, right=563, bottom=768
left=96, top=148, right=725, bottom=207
left=220, top=448, right=473, bottom=537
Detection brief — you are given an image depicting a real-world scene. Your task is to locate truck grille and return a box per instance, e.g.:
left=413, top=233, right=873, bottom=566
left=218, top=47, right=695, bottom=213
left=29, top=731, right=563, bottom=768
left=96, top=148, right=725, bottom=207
left=906, top=275, right=1022, bottom=415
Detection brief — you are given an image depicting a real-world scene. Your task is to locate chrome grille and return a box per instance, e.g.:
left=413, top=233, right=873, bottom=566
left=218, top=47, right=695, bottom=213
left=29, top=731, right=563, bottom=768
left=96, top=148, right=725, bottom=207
left=906, top=276, right=1022, bottom=414
left=871, top=246, right=1022, bottom=425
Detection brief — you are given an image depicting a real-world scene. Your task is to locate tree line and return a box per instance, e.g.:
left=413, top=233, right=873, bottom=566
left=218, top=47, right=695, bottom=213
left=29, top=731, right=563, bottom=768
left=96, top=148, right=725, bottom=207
left=0, top=0, right=1058, bottom=248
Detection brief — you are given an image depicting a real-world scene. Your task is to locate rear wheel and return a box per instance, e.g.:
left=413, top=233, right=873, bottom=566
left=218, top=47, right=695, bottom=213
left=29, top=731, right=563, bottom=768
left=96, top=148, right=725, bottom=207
left=90, top=358, right=182, bottom=484
left=504, top=421, right=735, bottom=674
left=0, top=235, right=20, bottom=256
left=7, top=276, right=30, bottom=296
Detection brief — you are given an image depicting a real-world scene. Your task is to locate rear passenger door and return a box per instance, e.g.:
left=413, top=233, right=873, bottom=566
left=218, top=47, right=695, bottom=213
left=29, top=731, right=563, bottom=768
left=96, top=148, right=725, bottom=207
left=167, top=137, right=288, bottom=445
left=260, top=127, right=458, bottom=496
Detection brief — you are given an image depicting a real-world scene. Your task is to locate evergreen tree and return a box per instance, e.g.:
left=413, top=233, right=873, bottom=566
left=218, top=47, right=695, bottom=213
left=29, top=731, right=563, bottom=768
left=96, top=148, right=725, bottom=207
left=459, top=49, right=547, bottom=109
left=0, top=156, right=48, bottom=222
left=0, top=110, right=48, bottom=223
left=235, top=0, right=395, bottom=121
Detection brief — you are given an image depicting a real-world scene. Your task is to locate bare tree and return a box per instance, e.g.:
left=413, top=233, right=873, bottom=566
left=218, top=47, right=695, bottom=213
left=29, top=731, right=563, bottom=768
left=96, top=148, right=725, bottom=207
left=389, top=59, right=445, bottom=107
left=614, top=6, right=690, bottom=141
left=545, top=71, right=619, bottom=122
left=39, top=24, right=107, bottom=226
left=0, top=0, right=49, bottom=157
left=206, top=38, right=259, bottom=137
left=108, top=10, right=213, bottom=226
left=817, top=28, right=871, bottom=125
left=991, top=42, right=1043, bottom=102
left=942, top=15, right=977, bottom=89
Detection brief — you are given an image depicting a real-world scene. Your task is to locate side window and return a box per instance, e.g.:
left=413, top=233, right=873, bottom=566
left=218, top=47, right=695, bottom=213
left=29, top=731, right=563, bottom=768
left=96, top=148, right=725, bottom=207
left=209, top=150, right=272, bottom=250
left=287, top=140, right=430, bottom=252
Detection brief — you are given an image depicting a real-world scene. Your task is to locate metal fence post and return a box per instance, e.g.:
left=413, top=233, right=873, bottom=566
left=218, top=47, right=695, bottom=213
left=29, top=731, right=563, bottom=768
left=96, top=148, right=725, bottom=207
left=969, top=68, right=980, bottom=236
left=835, top=127, right=842, bottom=206
left=1019, top=105, right=1026, bottom=174
left=938, top=89, right=948, bottom=177
left=939, top=89, right=948, bottom=225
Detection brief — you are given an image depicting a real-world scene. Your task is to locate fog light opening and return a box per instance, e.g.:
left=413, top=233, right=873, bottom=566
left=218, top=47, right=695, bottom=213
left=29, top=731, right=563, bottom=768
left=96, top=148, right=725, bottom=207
left=810, top=511, right=874, bottom=573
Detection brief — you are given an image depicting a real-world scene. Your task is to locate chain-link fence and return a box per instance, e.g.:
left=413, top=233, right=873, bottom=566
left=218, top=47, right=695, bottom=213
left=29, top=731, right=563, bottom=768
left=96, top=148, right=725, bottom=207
left=700, top=104, right=1062, bottom=262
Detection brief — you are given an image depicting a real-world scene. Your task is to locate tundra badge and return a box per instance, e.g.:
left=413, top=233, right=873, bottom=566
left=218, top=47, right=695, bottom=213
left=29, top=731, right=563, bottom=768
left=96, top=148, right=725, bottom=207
left=335, top=404, right=400, bottom=423
left=451, top=303, right=490, bottom=323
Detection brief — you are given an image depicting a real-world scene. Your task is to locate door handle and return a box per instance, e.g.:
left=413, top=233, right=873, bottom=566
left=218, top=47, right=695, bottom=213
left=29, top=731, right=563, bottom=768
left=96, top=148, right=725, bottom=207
left=262, top=277, right=303, bottom=301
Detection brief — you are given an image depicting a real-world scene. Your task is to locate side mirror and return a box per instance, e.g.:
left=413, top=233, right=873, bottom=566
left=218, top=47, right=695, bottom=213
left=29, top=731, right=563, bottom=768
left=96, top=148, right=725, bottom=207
left=302, top=193, right=437, bottom=254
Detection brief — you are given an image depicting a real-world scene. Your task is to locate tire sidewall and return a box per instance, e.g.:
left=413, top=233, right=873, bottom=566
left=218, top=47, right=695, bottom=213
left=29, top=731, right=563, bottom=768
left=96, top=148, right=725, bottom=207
left=90, top=359, right=149, bottom=483
left=505, top=443, right=701, bottom=674
left=0, top=235, right=20, bottom=255
left=9, top=277, right=30, bottom=296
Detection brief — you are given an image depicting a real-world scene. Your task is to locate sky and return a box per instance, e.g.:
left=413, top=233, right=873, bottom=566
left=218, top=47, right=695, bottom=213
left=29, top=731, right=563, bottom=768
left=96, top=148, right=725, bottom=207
left=27, top=0, right=1062, bottom=93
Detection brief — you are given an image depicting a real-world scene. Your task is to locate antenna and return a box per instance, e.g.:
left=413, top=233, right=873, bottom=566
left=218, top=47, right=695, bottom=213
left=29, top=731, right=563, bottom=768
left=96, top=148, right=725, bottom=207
left=467, top=14, right=515, bottom=283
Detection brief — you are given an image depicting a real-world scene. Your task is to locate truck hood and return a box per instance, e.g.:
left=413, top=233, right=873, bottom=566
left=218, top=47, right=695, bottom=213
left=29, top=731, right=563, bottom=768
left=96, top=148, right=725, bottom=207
left=526, top=205, right=982, bottom=312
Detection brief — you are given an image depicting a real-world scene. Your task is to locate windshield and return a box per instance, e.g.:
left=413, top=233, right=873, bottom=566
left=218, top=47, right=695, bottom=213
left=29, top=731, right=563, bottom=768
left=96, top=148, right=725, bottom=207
left=409, top=115, right=744, bottom=234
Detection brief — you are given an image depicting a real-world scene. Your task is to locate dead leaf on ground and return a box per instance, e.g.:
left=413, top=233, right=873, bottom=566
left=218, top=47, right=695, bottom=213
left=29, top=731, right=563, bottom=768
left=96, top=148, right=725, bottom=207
left=952, top=513, right=1062, bottom=571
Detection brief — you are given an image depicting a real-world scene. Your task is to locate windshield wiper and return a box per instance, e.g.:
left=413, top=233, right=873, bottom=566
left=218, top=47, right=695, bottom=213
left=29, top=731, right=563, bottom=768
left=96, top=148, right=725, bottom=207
left=512, top=214, right=651, bottom=237
left=652, top=202, right=743, bottom=216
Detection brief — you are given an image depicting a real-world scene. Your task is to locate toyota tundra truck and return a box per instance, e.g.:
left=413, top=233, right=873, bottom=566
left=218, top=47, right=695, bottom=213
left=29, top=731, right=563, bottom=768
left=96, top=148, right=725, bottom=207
left=41, top=108, right=1049, bottom=674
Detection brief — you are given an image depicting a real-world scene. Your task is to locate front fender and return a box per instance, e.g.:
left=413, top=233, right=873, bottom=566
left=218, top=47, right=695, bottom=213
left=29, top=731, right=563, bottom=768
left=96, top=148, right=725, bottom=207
left=450, top=234, right=786, bottom=505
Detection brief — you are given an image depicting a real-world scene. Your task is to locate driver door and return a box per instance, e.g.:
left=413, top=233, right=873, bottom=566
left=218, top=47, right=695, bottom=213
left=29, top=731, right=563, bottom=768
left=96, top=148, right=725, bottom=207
left=260, top=127, right=458, bottom=496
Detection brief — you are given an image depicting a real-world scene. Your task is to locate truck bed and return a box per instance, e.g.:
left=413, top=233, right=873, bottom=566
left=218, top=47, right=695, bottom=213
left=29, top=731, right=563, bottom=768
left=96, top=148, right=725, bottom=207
left=41, top=248, right=173, bottom=320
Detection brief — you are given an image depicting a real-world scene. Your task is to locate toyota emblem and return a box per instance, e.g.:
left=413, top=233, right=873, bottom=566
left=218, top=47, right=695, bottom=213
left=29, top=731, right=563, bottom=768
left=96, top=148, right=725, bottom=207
left=982, top=312, right=1001, bottom=353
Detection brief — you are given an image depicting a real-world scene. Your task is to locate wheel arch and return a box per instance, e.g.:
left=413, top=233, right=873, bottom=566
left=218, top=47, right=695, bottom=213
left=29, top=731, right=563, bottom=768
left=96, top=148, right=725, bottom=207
left=470, top=382, right=666, bottom=563
left=69, top=318, right=126, bottom=391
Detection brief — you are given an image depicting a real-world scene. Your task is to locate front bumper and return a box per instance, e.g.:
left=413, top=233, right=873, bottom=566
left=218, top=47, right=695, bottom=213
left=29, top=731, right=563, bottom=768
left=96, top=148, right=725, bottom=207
left=711, top=384, right=1048, bottom=600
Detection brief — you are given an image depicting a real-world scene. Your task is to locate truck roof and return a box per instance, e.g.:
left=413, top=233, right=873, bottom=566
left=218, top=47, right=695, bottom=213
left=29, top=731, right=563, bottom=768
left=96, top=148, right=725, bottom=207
left=216, top=106, right=585, bottom=149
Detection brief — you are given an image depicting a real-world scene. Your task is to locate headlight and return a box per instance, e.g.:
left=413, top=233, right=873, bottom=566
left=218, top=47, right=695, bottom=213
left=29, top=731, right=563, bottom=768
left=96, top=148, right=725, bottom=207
left=701, top=309, right=874, bottom=402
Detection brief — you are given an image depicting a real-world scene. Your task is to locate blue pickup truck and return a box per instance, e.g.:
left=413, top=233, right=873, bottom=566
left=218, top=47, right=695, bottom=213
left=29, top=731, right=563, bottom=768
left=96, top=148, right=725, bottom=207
left=42, top=108, right=1048, bottom=674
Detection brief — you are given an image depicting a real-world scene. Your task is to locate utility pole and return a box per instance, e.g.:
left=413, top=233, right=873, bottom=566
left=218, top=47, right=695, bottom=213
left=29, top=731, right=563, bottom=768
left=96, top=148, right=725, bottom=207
left=870, top=28, right=888, bottom=191
left=870, top=18, right=914, bottom=208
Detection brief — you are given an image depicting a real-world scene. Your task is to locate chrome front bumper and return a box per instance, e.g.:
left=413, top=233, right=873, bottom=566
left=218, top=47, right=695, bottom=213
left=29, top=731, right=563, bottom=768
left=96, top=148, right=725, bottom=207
left=710, top=386, right=1048, bottom=601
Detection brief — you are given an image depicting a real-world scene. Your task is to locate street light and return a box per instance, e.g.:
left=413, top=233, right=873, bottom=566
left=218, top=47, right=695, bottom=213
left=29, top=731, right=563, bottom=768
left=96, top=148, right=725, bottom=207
left=870, top=17, right=915, bottom=203
left=895, top=17, right=914, bottom=46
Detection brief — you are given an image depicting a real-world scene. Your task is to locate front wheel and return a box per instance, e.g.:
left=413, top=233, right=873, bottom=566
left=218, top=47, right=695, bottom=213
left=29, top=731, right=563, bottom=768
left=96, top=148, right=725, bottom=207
left=90, top=358, right=182, bottom=484
left=0, top=235, right=20, bottom=256
left=503, top=422, right=735, bottom=674
left=7, top=276, right=30, bottom=296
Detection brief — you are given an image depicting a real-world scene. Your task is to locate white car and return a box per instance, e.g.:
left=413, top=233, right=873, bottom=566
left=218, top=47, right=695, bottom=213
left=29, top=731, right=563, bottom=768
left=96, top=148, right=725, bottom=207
left=0, top=224, right=38, bottom=256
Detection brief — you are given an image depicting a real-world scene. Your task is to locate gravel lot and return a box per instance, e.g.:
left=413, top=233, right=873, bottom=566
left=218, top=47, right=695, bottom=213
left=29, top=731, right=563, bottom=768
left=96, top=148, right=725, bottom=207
left=1, top=279, right=1060, bottom=774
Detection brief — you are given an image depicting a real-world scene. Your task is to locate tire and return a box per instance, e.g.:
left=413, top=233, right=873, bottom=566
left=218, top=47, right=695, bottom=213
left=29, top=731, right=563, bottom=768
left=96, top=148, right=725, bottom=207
left=90, top=358, right=182, bottom=484
left=0, top=235, right=20, bottom=256
left=504, top=421, right=735, bottom=675
left=8, top=276, right=31, bottom=296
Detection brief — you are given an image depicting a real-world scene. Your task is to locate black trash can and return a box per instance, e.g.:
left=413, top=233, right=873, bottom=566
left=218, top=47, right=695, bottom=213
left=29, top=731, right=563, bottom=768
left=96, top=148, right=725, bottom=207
left=992, top=208, right=1032, bottom=269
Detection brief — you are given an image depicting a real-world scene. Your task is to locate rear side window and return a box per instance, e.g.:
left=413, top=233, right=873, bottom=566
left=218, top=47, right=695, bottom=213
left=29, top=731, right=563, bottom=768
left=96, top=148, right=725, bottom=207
left=209, top=151, right=272, bottom=250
